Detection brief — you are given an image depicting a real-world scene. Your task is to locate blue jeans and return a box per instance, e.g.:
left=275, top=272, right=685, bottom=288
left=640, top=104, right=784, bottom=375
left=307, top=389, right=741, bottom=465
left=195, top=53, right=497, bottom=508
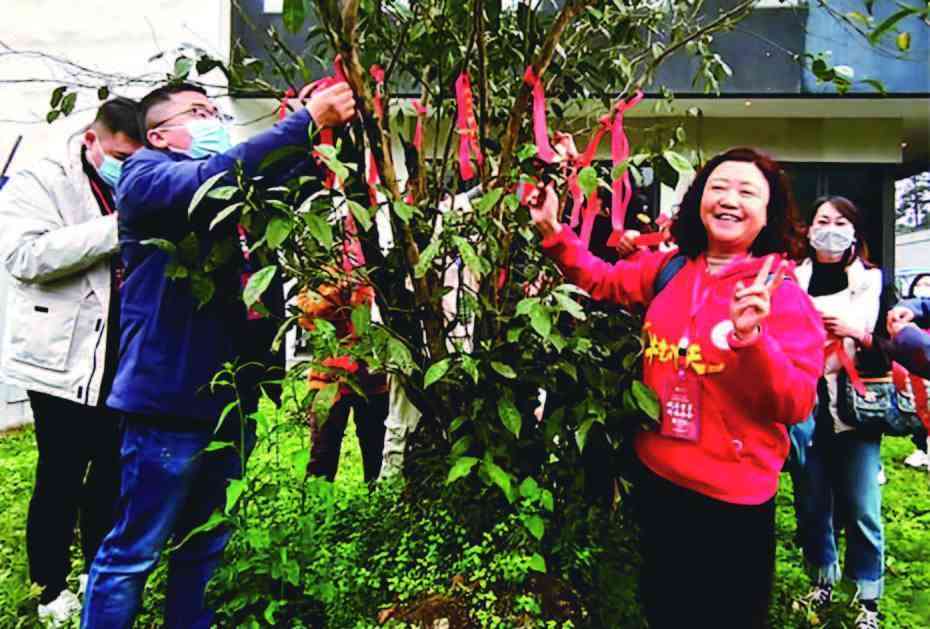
left=81, top=418, right=254, bottom=628
left=788, top=413, right=884, bottom=600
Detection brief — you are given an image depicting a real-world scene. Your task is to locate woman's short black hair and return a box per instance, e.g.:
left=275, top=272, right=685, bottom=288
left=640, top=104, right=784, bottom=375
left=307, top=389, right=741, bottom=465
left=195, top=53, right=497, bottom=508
left=909, top=272, right=930, bottom=298
left=92, top=97, right=143, bottom=144
left=670, top=147, right=805, bottom=260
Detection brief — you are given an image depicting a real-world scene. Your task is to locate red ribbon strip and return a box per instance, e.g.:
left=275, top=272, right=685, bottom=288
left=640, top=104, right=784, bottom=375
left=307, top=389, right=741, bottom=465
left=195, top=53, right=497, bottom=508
left=278, top=87, right=296, bottom=120
left=579, top=189, right=601, bottom=248
left=369, top=65, right=385, bottom=120
left=412, top=99, right=427, bottom=152
left=567, top=115, right=612, bottom=230
left=631, top=231, right=669, bottom=247
left=523, top=66, right=557, bottom=163
left=455, top=72, right=483, bottom=180
left=828, top=340, right=867, bottom=397
left=606, top=91, right=644, bottom=246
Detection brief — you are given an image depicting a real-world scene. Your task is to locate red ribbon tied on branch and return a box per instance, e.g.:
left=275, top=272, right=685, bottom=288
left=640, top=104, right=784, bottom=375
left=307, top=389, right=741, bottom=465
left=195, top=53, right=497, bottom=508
left=606, top=90, right=644, bottom=246
left=277, top=87, right=296, bottom=120
left=412, top=99, right=427, bottom=152
left=369, top=65, right=385, bottom=120
left=568, top=115, right=612, bottom=232
left=455, top=72, right=483, bottom=181
left=523, top=66, right=557, bottom=164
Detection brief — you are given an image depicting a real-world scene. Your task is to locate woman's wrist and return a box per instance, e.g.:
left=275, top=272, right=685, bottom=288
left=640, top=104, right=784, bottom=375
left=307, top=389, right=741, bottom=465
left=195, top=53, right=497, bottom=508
left=729, top=325, right=762, bottom=347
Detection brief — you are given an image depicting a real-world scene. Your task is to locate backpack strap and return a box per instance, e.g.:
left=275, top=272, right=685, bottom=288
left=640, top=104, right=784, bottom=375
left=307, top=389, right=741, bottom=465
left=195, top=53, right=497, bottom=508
left=652, top=253, right=687, bottom=297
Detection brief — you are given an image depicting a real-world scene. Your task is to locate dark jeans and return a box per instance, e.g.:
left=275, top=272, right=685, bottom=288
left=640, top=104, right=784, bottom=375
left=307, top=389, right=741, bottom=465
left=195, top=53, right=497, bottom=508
left=632, top=458, right=775, bottom=629
left=81, top=417, right=255, bottom=629
left=309, top=392, right=388, bottom=482
left=26, top=391, right=122, bottom=604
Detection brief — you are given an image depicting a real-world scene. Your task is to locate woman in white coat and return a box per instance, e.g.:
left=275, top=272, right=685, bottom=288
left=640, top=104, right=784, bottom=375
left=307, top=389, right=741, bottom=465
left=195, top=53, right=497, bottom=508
left=0, top=98, right=142, bottom=625
left=789, top=196, right=892, bottom=629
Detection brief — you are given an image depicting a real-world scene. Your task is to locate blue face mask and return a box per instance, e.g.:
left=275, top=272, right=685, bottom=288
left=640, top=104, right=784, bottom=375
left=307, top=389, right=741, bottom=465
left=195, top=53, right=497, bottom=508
left=96, top=153, right=123, bottom=189
left=183, top=118, right=232, bottom=158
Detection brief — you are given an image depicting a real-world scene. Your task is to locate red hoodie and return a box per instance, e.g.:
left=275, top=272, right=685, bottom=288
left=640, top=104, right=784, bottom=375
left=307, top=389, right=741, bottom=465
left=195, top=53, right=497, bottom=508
left=543, top=229, right=825, bottom=505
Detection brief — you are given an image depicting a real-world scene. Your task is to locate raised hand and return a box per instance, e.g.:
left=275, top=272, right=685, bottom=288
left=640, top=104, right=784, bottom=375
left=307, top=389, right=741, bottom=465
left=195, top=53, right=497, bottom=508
left=307, top=82, right=356, bottom=128
left=887, top=306, right=916, bottom=338
left=730, top=255, right=786, bottom=340
left=615, top=229, right=642, bottom=259
left=529, top=183, right=562, bottom=239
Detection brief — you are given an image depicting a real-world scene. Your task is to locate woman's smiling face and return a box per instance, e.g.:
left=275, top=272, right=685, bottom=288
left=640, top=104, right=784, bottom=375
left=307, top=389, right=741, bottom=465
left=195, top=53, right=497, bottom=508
left=699, top=160, right=771, bottom=255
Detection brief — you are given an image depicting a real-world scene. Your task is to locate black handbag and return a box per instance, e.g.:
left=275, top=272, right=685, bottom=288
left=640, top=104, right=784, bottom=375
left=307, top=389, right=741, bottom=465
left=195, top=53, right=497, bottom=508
left=837, top=370, right=927, bottom=437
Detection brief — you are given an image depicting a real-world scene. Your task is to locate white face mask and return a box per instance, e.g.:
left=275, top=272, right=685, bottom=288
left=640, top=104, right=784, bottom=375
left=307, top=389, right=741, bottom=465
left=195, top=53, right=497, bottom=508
left=914, top=286, right=930, bottom=299
left=809, top=224, right=855, bottom=255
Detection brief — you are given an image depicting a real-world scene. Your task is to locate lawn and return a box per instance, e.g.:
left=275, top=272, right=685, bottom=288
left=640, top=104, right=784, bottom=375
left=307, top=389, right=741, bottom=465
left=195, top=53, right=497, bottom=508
left=1, top=423, right=927, bottom=628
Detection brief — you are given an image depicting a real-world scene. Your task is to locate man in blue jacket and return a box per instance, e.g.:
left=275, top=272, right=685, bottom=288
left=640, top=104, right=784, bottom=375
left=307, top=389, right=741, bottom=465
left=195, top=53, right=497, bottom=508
left=81, top=81, right=355, bottom=628
left=887, top=298, right=930, bottom=379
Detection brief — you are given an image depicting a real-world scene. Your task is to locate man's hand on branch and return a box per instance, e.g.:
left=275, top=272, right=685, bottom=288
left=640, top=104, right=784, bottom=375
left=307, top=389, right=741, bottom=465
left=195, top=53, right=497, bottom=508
left=307, top=82, right=356, bottom=128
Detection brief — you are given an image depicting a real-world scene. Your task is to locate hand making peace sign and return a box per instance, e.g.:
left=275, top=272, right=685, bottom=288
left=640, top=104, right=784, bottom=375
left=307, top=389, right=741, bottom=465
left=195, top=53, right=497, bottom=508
left=730, top=255, right=787, bottom=340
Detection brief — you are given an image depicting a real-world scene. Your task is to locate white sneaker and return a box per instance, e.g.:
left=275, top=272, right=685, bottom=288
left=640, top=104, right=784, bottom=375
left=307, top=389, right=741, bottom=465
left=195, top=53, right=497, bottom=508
left=77, top=573, right=89, bottom=596
left=855, top=601, right=881, bottom=629
left=37, top=589, right=81, bottom=627
left=903, top=449, right=929, bottom=469
left=877, top=467, right=887, bottom=485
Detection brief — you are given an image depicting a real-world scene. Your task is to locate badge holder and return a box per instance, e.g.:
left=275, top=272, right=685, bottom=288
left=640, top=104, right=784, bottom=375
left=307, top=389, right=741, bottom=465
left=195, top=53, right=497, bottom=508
left=660, top=338, right=702, bottom=442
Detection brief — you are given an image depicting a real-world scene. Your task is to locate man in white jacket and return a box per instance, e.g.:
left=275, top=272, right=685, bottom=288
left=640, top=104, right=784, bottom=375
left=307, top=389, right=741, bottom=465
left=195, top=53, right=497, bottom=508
left=0, top=97, right=142, bottom=626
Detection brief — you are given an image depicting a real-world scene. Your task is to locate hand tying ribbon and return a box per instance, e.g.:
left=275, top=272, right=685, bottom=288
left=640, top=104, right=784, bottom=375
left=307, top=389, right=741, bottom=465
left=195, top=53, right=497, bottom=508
left=455, top=72, right=483, bottom=181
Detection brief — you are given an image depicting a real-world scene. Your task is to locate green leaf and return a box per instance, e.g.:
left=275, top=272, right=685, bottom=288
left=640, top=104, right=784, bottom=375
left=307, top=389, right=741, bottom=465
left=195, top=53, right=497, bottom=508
left=869, top=8, right=917, bottom=45
left=174, top=56, right=193, bottom=77
left=528, top=302, right=552, bottom=339
left=210, top=202, right=243, bottom=231
left=517, top=144, right=538, bottom=161
left=424, top=358, right=451, bottom=388
left=553, top=292, right=586, bottom=321
left=140, top=238, right=177, bottom=255
left=259, top=145, right=305, bottom=172
left=266, top=216, right=294, bottom=249
left=97, top=86, right=109, bottom=101
left=312, top=382, right=340, bottom=421
left=347, top=200, right=372, bottom=231
left=632, top=380, right=660, bottom=420
left=897, top=31, right=911, bottom=52
left=225, top=478, right=247, bottom=514
left=483, top=459, right=513, bottom=500
left=577, top=166, right=598, bottom=196
left=207, top=186, right=239, bottom=201
left=610, top=160, right=629, bottom=182
left=243, top=266, right=277, bottom=308
left=461, top=355, right=479, bottom=384
left=498, top=398, right=522, bottom=438
left=165, top=261, right=188, bottom=279
left=190, top=272, right=216, bottom=308
left=304, top=213, right=333, bottom=248
left=291, top=449, right=310, bottom=476
left=414, top=239, right=441, bottom=278
left=524, top=515, right=545, bottom=541
left=50, top=86, right=65, bottom=108
left=169, top=511, right=227, bottom=552
left=452, top=236, right=484, bottom=279
left=540, top=489, right=555, bottom=512
left=350, top=304, right=370, bottom=336
left=203, top=440, right=234, bottom=453
left=60, top=92, right=77, bottom=115
left=663, top=150, right=694, bottom=176
left=528, top=553, right=547, bottom=573
left=46, top=110, right=61, bottom=124
left=516, top=297, right=537, bottom=316
left=519, top=477, right=540, bottom=499
left=490, top=361, right=516, bottom=379
left=387, top=338, right=415, bottom=375
left=447, top=456, right=479, bottom=484
left=188, top=170, right=228, bottom=218
left=475, top=188, right=503, bottom=214
left=575, top=417, right=594, bottom=452
left=393, top=200, right=416, bottom=224
left=450, top=435, right=473, bottom=459
left=282, top=0, right=307, bottom=34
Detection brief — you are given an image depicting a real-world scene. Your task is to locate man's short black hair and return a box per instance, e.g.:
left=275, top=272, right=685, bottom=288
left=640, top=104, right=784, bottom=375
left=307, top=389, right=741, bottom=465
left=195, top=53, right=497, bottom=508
left=138, top=82, right=208, bottom=132
left=93, top=97, right=143, bottom=144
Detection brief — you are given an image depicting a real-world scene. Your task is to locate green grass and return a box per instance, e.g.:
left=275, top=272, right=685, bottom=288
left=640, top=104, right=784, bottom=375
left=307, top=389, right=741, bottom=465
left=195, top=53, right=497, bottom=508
left=1, top=425, right=928, bottom=627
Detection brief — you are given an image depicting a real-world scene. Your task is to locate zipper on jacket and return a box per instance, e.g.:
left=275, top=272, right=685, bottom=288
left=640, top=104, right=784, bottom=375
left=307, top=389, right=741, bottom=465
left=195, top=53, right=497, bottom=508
left=83, top=317, right=106, bottom=405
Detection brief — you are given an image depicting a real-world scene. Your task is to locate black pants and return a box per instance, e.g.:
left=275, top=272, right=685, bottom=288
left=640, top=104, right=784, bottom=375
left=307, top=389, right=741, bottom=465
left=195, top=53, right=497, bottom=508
left=308, top=392, right=388, bottom=482
left=26, top=391, right=123, bottom=603
left=632, top=458, right=776, bottom=629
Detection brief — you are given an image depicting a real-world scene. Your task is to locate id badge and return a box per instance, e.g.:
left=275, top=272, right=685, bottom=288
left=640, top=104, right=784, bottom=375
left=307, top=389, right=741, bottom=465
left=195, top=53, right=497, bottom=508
left=660, top=369, right=702, bottom=442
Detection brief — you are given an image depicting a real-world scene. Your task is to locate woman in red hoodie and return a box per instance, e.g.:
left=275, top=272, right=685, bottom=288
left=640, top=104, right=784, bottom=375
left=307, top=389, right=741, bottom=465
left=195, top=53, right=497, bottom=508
left=531, top=147, right=825, bottom=628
